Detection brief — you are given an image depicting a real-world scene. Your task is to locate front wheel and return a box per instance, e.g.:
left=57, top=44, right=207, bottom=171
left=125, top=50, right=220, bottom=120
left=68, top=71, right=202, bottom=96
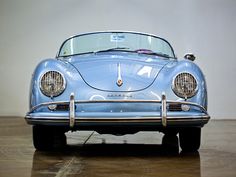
left=33, top=126, right=67, bottom=151
left=179, top=128, right=201, bottom=152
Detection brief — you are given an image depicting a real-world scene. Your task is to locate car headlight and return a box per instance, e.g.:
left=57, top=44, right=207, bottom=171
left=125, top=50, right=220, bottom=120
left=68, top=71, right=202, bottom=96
left=172, top=73, right=197, bottom=99
left=40, top=71, right=66, bottom=97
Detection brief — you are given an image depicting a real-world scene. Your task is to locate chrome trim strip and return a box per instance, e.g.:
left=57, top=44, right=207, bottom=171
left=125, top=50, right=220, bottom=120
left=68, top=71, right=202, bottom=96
left=161, top=94, right=167, bottom=127
left=25, top=115, right=210, bottom=120
left=25, top=116, right=210, bottom=123
left=30, top=99, right=208, bottom=114
left=69, top=93, right=75, bottom=128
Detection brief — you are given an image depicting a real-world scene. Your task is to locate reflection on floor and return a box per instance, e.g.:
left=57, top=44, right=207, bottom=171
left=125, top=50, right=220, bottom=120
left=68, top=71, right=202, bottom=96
left=0, top=117, right=236, bottom=177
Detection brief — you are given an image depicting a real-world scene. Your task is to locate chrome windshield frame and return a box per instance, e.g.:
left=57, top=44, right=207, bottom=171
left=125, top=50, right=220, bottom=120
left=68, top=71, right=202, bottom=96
left=56, top=31, right=176, bottom=59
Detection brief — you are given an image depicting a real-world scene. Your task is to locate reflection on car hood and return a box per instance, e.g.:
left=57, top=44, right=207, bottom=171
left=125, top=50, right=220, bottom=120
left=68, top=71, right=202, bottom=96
left=67, top=53, right=171, bottom=92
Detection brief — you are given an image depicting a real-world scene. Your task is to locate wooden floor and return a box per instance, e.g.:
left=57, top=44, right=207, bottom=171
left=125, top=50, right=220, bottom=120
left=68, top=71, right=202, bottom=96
left=0, top=117, right=236, bottom=177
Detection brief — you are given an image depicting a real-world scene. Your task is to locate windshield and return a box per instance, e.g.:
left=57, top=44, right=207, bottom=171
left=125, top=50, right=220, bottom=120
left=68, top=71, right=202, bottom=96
left=58, top=32, right=175, bottom=58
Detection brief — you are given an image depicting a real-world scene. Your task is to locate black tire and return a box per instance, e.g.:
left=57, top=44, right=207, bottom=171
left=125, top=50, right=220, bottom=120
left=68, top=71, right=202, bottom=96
left=162, top=132, right=179, bottom=153
left=179, top=128, right=201, bottom=152
left=33, top=126, right=67, bottom=151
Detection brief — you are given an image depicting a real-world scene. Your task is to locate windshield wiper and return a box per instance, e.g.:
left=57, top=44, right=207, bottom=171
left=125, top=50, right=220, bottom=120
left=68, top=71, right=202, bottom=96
left=141, top=52, right=170, bottom=58
left=59, top=48, right=130, bottom=57
left=94, top=47, right=131, bottom=54
left=133, top=49, right=171, bottom=58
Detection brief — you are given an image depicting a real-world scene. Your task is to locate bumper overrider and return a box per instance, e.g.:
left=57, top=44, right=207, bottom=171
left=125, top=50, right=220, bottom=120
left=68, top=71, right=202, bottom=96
left=25, top=93, right=210, bottom=128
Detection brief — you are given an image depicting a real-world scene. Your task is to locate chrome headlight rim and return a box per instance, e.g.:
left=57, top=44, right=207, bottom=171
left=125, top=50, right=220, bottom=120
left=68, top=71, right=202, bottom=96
left=40, top=71, right=66, bottom=97
left=172, top=72, right=198, bottom=99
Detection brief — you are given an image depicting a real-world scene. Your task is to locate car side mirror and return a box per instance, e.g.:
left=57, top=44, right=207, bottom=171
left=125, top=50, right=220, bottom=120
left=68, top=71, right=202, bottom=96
left=184, top=53, right=196, bottom=61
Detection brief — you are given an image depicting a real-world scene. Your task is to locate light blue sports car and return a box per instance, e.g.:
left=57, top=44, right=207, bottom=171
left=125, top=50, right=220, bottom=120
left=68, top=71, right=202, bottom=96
left=25, top=31, right=210, bottom=151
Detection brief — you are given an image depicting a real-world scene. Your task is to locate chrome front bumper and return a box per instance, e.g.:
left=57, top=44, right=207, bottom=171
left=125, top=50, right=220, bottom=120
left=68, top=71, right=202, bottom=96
left=25, top=93, right=210, bottom=128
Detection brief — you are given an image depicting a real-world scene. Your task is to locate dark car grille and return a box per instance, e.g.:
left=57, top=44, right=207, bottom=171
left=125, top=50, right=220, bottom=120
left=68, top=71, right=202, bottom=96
left=168, top=103, right=182, bottom=111
left=49, top=103, right=182, bottom=112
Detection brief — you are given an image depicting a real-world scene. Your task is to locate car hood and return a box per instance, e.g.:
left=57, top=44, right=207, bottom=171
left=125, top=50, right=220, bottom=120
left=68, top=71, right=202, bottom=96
left=67, top=53, right=171, bottom=92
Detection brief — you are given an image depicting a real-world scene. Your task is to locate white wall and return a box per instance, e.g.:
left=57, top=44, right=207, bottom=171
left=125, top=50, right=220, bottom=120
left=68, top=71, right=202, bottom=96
left=0, top=0, right=236, bottom=118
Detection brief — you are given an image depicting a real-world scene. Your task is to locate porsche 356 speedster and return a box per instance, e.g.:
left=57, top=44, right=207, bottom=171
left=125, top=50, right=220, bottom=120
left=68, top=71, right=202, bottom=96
left=25, top=31, right=210, bottom=151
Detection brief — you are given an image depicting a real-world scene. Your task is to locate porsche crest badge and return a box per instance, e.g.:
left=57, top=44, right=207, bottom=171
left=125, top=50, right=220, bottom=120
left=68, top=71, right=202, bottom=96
left=116, top=63, right=123, bottom=87
left=117, top=79, right=123, bottom=87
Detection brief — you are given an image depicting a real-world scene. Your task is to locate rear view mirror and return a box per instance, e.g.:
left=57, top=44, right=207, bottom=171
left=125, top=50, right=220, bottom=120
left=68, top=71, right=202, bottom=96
left=184, top=53, right=196, bottom=61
